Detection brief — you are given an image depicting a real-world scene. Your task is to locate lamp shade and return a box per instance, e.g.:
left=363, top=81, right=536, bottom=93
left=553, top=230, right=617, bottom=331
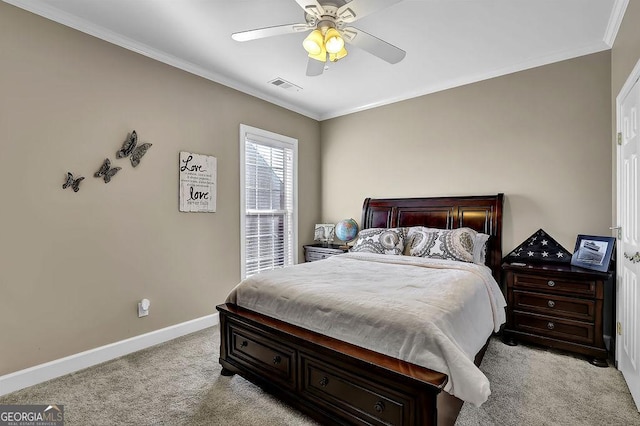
left=303, top=30, right=324, bottom=55
left=324, top=28, right=344, bottom=54
left=307, top=39, right=327, bottom=62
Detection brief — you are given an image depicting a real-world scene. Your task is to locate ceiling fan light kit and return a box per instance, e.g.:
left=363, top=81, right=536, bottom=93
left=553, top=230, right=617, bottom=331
left=303, top=26, right=348, bottom=63
left=232, top=0, right=406, bottom=76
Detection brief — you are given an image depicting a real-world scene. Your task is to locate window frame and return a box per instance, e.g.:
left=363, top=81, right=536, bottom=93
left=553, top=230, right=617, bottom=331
left=239, top=124, right=298, bottom=279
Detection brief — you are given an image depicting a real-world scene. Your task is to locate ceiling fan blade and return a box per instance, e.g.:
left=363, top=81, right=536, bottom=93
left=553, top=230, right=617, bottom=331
left=294, top=0, right=325, bottom=19
left=232, top=23, right=311, bottom=42
left=341, top=27, right=406, bottom=64
left=337, top=0, right=404, bottom=24
left=306, top=57, right=325, bottom=76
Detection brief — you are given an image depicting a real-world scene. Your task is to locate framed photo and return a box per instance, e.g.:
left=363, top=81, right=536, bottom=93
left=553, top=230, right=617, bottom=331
left=314, top=224, right=335, bottom=243
left=570, top=235, right=615, bottom=272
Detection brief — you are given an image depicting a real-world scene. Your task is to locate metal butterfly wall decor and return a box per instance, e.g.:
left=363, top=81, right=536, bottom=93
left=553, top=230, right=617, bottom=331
left=61, top=129, right=152, bottom=194
left=116, top=130, right=152, bottom=167
left=94, top=158, right=121, bottom=183
left=62, top=172, right=84, bottom=192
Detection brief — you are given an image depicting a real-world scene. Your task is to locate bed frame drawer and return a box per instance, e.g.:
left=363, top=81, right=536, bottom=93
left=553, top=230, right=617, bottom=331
left=227, top=323, right=296, bottom=388
left=512, top=311, right=594, bottom=345
left=301, top=355, right=409, bottom=426
left=513, top=290, right=595, bottom=321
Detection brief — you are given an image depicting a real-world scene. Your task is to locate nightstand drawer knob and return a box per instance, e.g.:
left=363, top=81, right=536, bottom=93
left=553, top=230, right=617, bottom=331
left=547, top=322, right=555, bottom=330
left=547, top=280, right=556, bottom=287
left=548, top=300, right=555, bottom=308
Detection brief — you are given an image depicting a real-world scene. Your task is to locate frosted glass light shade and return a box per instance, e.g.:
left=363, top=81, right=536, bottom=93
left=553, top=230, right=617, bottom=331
left=324, top=28, right=344, bottom=54
left=303, top=30, right=324, bottom=55
left=308, top=46, right=327, bottom=62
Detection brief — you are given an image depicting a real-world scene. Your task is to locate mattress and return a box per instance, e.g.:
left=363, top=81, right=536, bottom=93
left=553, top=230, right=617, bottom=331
left=226, top=251, right=507, bottom=406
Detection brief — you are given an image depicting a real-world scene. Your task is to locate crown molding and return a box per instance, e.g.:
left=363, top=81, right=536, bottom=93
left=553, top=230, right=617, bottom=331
left=320, top=41, right=612, bottom=120
left=2, top=0, right=320, bottom=121
left=604, top=0, right=629, bottom=47
left=4, top=0, right=622, bottom=122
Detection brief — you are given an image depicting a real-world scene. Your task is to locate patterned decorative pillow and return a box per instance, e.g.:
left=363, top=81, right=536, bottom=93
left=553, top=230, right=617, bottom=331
left=350, top=228, right=405, bottom=255
left=474, top=232, right=490, bottom=264
left=405, top=227, right=489, bottom=264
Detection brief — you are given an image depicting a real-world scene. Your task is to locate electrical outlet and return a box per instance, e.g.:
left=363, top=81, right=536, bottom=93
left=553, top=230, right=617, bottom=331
left=138, top=299, right=150, bottom=317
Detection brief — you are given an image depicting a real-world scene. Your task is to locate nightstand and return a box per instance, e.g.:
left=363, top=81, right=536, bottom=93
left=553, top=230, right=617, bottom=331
left=502, top=262, right=611, bottom=367
left=303, top=243, right=348, bottom=262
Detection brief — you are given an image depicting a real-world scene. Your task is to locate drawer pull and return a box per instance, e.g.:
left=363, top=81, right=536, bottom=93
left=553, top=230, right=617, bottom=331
left=374, top=401, right=385, bottom=413
left=272, top=355, right=281, bottom=365
left=547, top=322, right=555, bottom=330
left=241, top=340, right=248, bottom=348
left=319, top=376, right=329, bottom=387
left=547, top=280, right=556, bottom=287
left=624, top=252, right=640, bottom=264
left=547, top=300, right=555, bottom=308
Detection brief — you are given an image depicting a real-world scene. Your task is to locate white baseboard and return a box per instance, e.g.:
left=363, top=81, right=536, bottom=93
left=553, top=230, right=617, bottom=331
left=0, top=313, right=219, bottom=397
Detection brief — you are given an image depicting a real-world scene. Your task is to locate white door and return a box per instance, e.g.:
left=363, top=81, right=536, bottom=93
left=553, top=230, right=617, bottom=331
left=617, top=61, right=640, bottom=410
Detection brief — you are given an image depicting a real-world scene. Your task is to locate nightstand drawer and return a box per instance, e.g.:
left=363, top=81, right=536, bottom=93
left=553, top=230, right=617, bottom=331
left=301, top=355, right=408, bottom=425
left=513, top=290, right=595, bottom=321
left=304, top=244, right=348, bottom=262
left=307, top=251, right=334, bottom=261
left=228, top=324, right=295, bottom=388
left=513, top=311, right=594, bottom=345
left=512, top=273, right=596, bottom=297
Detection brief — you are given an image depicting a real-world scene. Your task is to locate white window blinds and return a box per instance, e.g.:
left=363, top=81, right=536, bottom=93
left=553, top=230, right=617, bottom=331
left=240, top=125, right=297, bottom=279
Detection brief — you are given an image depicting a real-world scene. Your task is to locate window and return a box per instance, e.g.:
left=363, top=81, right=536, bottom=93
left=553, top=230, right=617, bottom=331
left=240, top=124, right=297, bottom=279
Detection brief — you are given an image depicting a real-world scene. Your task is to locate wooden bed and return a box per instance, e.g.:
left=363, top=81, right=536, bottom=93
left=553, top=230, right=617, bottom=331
left=217, top=194, right=504, bottom=426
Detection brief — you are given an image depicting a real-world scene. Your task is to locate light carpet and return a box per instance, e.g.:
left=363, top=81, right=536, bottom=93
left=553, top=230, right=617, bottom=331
left=1, top=326, right=638, bottom=425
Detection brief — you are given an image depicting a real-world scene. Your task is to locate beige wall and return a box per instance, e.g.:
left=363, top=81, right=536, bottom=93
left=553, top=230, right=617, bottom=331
left=612, top=1, right=640, bottom=97
left=320, top=52, right=612, bottom=254
left=0, top=3, right=320, bottom=375
left=611, top=1, right=640, bottom=224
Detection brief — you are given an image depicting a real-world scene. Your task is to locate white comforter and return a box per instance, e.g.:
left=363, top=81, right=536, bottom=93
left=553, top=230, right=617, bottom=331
left=226, top=252, right=507, bottom=406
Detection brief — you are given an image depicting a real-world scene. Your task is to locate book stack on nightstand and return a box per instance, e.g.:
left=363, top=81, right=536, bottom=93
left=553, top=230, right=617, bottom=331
left=303, top=243, right=348, bottom=262
left=502, top=262, right=612, bottom=366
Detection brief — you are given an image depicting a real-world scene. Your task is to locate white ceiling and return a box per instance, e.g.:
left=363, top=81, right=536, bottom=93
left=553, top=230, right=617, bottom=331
left=4, top=0, right=626, bottom=120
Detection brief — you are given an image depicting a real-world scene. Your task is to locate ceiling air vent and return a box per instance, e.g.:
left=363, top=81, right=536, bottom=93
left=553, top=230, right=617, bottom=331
left=268, top=78, right=302, bottom=92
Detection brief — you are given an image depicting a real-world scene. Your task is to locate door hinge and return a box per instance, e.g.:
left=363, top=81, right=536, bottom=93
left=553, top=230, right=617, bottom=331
left=617, top=132, right=623, bottom=145
left=617, top=321, right=623, bottom=335
left=610, top=226, right=622, bottom=239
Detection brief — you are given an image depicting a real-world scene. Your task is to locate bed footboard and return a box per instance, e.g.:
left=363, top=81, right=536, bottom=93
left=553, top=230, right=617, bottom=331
left=217, top=303, right=450, bottom=426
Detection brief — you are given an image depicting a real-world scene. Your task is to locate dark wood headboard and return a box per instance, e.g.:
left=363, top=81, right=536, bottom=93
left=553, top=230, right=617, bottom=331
left=361, top=194, right=504, bottom=283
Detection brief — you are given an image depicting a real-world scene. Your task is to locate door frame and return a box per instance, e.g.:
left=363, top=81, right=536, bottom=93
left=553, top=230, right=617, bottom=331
left=615, top=57, right=640, bottom=365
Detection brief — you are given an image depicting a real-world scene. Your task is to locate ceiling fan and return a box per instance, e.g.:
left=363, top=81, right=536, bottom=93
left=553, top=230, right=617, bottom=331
left=231, top=0, right=406, bottom=77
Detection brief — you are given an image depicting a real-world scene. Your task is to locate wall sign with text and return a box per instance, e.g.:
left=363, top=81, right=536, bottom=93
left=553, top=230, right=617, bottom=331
left=179, top=152, right=217, bottom=212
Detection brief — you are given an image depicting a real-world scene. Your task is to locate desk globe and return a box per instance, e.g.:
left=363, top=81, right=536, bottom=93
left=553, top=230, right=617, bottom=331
left=335, top=218, right=359, bottom=249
